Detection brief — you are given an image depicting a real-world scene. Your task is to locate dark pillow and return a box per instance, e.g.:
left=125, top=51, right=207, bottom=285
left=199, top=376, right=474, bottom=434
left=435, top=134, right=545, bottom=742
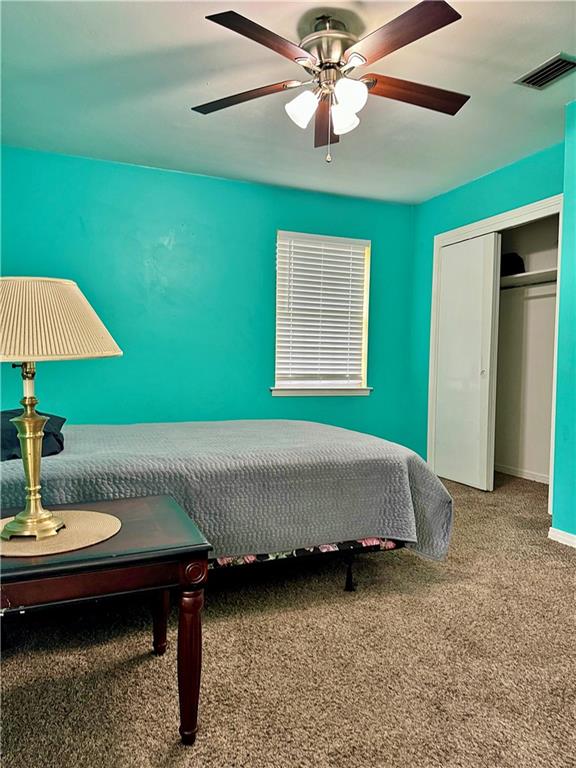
left=1, top=409, right=66, bottom=461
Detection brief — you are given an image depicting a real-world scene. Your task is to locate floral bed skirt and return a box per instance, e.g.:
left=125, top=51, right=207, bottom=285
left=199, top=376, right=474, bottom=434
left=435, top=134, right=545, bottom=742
left=209, top=537, right=402, bottom=569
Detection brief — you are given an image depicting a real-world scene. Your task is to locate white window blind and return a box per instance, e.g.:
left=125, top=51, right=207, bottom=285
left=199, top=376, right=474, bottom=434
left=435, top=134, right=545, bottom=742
left=274, top=230, right=371, bottom=394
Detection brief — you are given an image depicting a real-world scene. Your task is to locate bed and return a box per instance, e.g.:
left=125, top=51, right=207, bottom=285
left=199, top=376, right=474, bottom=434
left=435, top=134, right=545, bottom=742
left=0, top=420, right=453, bottom=566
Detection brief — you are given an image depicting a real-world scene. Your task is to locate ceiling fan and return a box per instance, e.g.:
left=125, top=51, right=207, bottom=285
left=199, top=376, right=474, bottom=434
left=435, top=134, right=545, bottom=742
left=192, top=1, right=470, bottom=159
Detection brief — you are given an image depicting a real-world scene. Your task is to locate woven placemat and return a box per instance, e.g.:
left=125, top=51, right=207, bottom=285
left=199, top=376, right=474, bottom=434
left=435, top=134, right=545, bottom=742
left=0, top=510, right=122, bottom=557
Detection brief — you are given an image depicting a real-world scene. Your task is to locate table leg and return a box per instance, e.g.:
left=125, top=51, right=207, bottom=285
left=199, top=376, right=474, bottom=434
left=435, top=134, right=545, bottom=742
left=152, top=589, right=170, bottom=656
left=178, top=588, right=204, bottom=745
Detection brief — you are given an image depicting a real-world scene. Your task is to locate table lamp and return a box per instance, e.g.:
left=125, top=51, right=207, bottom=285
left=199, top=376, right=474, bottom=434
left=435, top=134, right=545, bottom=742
left=0, top=277, right=122, bottom=542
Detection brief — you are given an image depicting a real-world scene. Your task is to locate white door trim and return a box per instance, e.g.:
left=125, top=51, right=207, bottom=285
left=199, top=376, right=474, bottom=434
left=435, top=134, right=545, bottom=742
left=432, top=194, right=563, bottom=249
left=428, top=194, right=563, bottom=514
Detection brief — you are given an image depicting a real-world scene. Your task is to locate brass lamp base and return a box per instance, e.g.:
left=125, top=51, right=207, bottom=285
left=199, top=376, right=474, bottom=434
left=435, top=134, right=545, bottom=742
left=0, top=507, right=65, bottom=541
left=0, top=362, right=67, bottom=542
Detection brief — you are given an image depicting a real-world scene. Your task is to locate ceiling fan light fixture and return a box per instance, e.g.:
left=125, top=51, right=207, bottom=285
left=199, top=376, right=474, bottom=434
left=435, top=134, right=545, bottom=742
left=334, top=77, right=369, bottom=113
left=330, top=103, right=360, bottom=135
left=285, top=89, right=319, bottom=129
left=341, top=53, right=368, bottom=74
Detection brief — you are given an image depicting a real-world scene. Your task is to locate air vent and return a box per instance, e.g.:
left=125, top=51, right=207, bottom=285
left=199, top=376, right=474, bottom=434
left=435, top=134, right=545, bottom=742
left=516, top=53, right=576, bottom=90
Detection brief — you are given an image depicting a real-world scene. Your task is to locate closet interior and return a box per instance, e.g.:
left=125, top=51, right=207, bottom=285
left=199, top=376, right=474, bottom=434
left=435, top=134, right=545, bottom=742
left=494, top=214, right=560, bottom=484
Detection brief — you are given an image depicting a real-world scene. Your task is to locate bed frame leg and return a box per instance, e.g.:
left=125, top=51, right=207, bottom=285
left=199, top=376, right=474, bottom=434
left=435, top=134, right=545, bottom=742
left=344, top=553, right=356, bottom=592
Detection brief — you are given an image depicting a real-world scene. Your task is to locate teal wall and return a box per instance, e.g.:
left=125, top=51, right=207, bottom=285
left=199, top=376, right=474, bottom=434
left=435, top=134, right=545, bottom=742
left=1, top=147, right=421, bottom=449
left=2, top=136, right=573, bottom=534
left=412, top=143, right=565, bottom=456
left=552, top=101, right=576, bottom=536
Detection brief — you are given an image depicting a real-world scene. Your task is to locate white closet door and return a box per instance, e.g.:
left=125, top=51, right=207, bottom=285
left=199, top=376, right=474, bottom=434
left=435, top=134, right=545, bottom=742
left=429, top=233, right=501, bottom=490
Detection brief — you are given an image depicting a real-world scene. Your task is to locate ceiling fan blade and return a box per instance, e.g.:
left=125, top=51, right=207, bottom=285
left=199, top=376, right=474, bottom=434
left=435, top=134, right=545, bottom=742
left=365, top=73, right=469, bottom=115
left=206, top=11, right=317, bottom=66
left=192, top=80, right=302, bottom=114
left=344, top=1, right=461, bottom=66
left=314, top=97, right=339, bottom=148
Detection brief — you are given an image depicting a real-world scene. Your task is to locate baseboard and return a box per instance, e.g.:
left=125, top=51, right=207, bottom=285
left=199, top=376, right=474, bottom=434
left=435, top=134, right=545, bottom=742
left=495, top=464, right=549, bottom=484
left=548, top=528, right=576, bottom=549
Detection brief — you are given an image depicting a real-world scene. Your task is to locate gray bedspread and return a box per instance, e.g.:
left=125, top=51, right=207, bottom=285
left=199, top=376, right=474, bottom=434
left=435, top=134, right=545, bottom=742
left=0, top=420, right=452, bottom=560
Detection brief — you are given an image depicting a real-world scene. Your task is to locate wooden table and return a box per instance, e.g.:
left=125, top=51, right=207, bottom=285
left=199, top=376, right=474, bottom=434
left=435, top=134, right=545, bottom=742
left=0, top=495, right=212, bottom=745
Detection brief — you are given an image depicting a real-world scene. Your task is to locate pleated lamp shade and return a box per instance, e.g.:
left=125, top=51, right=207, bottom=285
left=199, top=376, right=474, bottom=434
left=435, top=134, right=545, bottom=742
left=0, top=277, right=122, bottom=362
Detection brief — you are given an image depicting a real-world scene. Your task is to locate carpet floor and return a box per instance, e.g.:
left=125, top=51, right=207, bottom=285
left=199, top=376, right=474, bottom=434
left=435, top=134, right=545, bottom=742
left=1, top=474, right=575, bottom=768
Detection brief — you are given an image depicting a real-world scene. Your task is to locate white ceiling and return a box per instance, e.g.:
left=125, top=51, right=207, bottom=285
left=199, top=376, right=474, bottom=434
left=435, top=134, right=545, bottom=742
left=2, top=1, right=575, bottom=202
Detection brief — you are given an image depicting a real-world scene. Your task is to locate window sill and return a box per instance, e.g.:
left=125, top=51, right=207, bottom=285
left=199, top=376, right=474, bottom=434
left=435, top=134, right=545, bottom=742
left=270, top=387, right=373, bottom=397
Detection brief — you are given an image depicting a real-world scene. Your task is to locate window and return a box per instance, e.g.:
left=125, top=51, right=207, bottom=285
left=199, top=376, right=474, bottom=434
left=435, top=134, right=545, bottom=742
left=272, top=230, right=372, bottom=396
